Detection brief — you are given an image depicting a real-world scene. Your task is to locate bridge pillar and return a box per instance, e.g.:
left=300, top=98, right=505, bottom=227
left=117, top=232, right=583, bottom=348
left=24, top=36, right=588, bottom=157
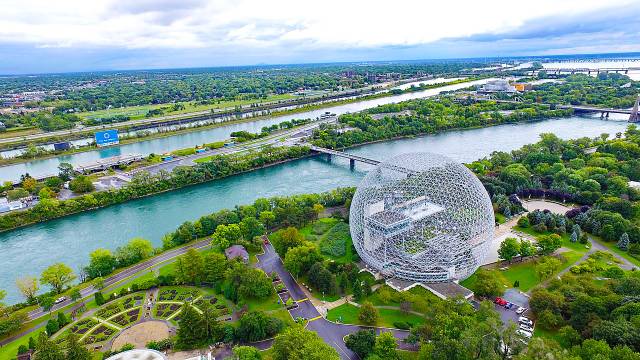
left=326, top=154, right=332, bottom=162
left=350, top=159, right=355, bottom=170
left=606, top=112, right=610, bottom=118
left=630, top=95, right=640, bottom=123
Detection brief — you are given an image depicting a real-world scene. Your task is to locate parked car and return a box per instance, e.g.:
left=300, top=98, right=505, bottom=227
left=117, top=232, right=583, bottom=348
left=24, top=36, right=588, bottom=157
left=504, top=302, right=514, bottom=309
left=54, top=296, right=66, bottom=304
left=517, top=329, right=532, bottom=338
left=519, top=324, right=534, bottom=333
left=516, top=306, right=526, bottom=314
left=519, top=317, right=533, bottom=327
left=494, top=297, right=507, bottom=306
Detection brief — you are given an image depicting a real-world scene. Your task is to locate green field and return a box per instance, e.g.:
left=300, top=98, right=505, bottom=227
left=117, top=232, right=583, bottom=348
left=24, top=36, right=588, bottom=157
left=77, top=93, right=297, bottom=121
left=326, top=303, right=425, bottom=328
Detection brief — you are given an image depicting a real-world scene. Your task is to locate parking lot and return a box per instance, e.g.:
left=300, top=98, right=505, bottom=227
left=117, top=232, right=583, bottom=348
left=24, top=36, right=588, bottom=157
left=493, top=288, right=534, bottom=339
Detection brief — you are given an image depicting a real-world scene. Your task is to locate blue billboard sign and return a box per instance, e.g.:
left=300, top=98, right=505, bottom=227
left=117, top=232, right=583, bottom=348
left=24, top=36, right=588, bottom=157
left=95, top=129, right=119, bottom=147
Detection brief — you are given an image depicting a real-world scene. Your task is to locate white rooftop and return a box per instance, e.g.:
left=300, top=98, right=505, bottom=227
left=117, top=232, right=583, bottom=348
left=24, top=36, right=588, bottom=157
left=105, top=349, right=168, bottom=360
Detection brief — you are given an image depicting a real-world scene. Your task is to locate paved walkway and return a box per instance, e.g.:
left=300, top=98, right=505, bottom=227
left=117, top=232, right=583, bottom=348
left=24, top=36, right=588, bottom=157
left=256, top=241, right=413, bottom=360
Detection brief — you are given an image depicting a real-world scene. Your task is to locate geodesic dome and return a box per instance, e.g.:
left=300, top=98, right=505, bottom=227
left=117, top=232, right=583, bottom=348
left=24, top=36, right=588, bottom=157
left=350, top=152, right=494, bottom=283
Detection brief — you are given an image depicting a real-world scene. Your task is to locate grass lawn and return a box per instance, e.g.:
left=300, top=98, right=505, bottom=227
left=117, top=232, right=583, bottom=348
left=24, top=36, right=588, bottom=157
left=495, top=213, right=507, bottom=224
left=77, top=93, right=296, bottom=121
left=463, top=249, right=583, bottom=293
left=0, top=327, right=46, bottom=360
left=245, top=293, right=283, bottom=312
left=326, top=303, right=425, bottom=328
left=534, top=327, right=562, bottom=344
left=592, top=236, right=640, bottom=268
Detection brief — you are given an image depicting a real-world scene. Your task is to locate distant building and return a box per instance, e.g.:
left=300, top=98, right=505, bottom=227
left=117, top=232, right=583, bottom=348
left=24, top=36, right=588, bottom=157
left=479, top=79, right=516, bottom=93
left=513, top=83, right=533, bottom=92
left=225, top=244, right=249, bottom=263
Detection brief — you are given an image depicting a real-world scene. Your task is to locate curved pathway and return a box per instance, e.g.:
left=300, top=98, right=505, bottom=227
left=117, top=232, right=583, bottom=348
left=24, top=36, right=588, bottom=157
left=256, top=241, right=413, bottom=360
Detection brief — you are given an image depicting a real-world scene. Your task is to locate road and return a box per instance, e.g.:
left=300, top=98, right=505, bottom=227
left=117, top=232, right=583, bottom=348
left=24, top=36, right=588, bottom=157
left=124, top=116, right=336, bottom=178
left=256, top=240, right=413, bottom=359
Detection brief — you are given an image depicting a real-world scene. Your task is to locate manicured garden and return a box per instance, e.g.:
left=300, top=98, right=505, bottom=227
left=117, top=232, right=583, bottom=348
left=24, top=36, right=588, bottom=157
left=327, top=303, right=425, bottom=328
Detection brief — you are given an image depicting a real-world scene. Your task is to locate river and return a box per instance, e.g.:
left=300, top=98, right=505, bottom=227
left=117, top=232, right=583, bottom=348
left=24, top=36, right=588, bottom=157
left=0, top=113, right=630, bottom=303
left=0, top=79, right=490, bottom=183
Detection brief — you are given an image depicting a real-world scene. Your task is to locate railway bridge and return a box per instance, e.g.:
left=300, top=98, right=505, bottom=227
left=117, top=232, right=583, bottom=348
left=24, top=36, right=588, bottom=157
left=309, top=145, right=418, bottom=175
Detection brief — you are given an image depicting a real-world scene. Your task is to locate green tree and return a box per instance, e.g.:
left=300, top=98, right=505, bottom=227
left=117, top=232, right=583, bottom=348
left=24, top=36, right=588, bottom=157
left=618, top=232, right=630, bottom=250
left=35, top=332, right=64, bottom=360
left=176, top=303, right=205, bottom=349
left=204, top=252, right=228, bottom=285
left=473, top=269, right=503, bottom=298
left=115, top=238, right=154, bottom=266
left=211, top=223, right=243, bottom=249
left=57, top=163, right=74, bottom=181
left=358, top=302, right=379, bottom=325
left=40, top=263, right=76, bottom=293
left=240, top=216, right=265, bottom=239
left=65, top=334, right=91, bottom=360
left=273, top=227, right=305, bottom=255
left=175, top=248, right=205, bottom=285
left=519, top=239, right=535, bottom=258
left=498, top=237, right=520, bottom=263
left=259, top=211, right=276, bottom=229
left=534, top=257, right=562, bottom=280
left=233, top=345, right=262, bottom=360
left=284, top=244, right=322, bottom=277
left=537, top=234, right=562, bottom=255
left=373, top=332, right=399, bottom=360
left=345, top=329, right=376, bottom=359
left=271, top=326, right=339, bottom=360
left=69, top=175, right=94, bottom=193
left=86, top=248, right=116, bottom=278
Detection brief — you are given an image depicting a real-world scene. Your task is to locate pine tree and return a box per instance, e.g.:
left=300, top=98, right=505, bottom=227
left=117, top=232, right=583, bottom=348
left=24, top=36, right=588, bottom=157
left=176, top=303, right=205, bottom=348
left=35, top=332, right=64, bottom=360
left=66, top=334, right=91, bottom=360
left=570, top=231, right=578, bottom=243
left=618, top=233, right=630, bottom=251
left=572, top=224, right=581, bottom=239
left=352, top=279, right=363, bottom=301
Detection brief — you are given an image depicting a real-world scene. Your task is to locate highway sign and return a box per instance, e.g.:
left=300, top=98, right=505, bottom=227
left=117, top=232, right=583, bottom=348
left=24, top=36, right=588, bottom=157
left=95, top=129, right=119, bottom=147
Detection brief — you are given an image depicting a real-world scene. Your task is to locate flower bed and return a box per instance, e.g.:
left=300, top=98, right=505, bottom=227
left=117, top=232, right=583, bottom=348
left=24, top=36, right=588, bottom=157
left=111, top=308, right=141, bottom=327
left=83, top=325, right=116, bottom=345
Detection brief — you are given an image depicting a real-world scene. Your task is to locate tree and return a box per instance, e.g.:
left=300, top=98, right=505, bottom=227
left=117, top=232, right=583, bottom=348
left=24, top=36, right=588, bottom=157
left=345, top=329, right=376, bottom=359
left=358, top=302, right=379, bottom=325
left=66, top=333, right=91, bottom=360
left=68, top=175, right=94, bottom=193
left=236, top=311, right=283, bottom=342
left=240, top=216, right=265, bottom=239
left=16, top=276, right=39, bottom=302
left=352, top=279, right=364, bottom=301
left=211, top=223, right=243, bottom=249
left=570, top=231, right=578, bottom=243
left=519, top=239, right=535, bottom=258
left=40, top=295, right=55, bottom=313
left=175, top=249, right=205, bottom=285
left=94, top=292, right=105, bottom=306
left=204, top=252, right=228, bottom=285
left=313, top=203, right=324, bottom=219
left=537, top=234, right=562, bottom=255
left=284, top=244, right=322, bottom=277
left=534, top=257, right=562, bottom=280
left=498, top=237, right=520, bottom=263
left=517, top=217, right=530, bottom=228
left=115, top=238, right=154, bottom=266
left=618, top=232, right=630, bottom=250
left=40, top=263, right=76, bottom=293
left=273, top=227, right=305, bottom=255
left=271, top=326, right=339, bottom=360
left=93, top=277, right=105, bottom=290
left=473, top=269, right=503, bottom=298
left=233, top=345, right=262, bottom=360
left=176, top=303, right=206, bottom=349
left=373, top=332, right=399, bottom=360
left=58, top=163, right=74, bottom=181
left=35, top=332, right=64, bottom=360
left=308, top=262, right=337, bottom=295
left=45, top=319, right=59, bottom=335
left=86, top=248, right=116, bottom=278
left=259, top=211, right=276, bottom=229
left=70, top=288, right=82, bottom=302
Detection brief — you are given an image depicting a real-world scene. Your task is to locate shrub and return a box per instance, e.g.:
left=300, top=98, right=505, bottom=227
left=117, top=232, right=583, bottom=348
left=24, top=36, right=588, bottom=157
left=392, top=321, right=410, bottom=330
left=319, top=223, right=349, bottom=257
left=517, top=217, right=530, bottom=228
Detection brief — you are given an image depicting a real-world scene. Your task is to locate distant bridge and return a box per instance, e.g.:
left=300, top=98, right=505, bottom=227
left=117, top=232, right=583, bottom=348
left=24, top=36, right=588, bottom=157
left=474, top=95, right=640, bottom=122
left=539, top=67, right=640, bottom=76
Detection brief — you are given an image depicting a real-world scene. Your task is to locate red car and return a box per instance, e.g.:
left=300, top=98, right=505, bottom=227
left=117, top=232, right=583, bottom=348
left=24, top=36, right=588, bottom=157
left=494, top=297, right=507, bottom=306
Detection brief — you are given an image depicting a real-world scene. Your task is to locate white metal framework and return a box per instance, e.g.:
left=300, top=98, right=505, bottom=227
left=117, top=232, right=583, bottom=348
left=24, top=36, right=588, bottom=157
left=350, top=153, right=494, bottom=283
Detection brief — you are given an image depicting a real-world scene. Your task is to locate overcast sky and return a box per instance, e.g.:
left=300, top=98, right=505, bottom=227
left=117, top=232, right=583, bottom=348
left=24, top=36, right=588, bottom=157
left=1, top=0, right=639, bottom=74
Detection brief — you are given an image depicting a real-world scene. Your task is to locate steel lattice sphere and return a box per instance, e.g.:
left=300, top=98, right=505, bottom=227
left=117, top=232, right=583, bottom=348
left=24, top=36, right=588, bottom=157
left=350, top=152, right=494, bottom=283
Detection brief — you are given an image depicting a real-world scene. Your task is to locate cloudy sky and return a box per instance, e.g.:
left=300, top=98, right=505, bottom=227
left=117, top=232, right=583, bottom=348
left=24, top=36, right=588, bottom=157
left=1, top=0, right=639, bottom=74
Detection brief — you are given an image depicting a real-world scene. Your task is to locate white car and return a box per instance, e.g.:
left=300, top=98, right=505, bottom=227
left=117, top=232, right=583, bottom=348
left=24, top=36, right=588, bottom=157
left=519, top=324, right=534, bottom=333
left=54, top=296, right=66, bottom=304
left=517, top=329, right=532, bottom=338
left=516, top=306, right=526, bottom=314
left=518, top=317, right=533, bottom=326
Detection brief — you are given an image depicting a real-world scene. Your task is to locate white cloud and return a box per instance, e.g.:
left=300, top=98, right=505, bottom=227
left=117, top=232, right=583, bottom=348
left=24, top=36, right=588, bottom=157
left=0, top=0, right=636, bottom=50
